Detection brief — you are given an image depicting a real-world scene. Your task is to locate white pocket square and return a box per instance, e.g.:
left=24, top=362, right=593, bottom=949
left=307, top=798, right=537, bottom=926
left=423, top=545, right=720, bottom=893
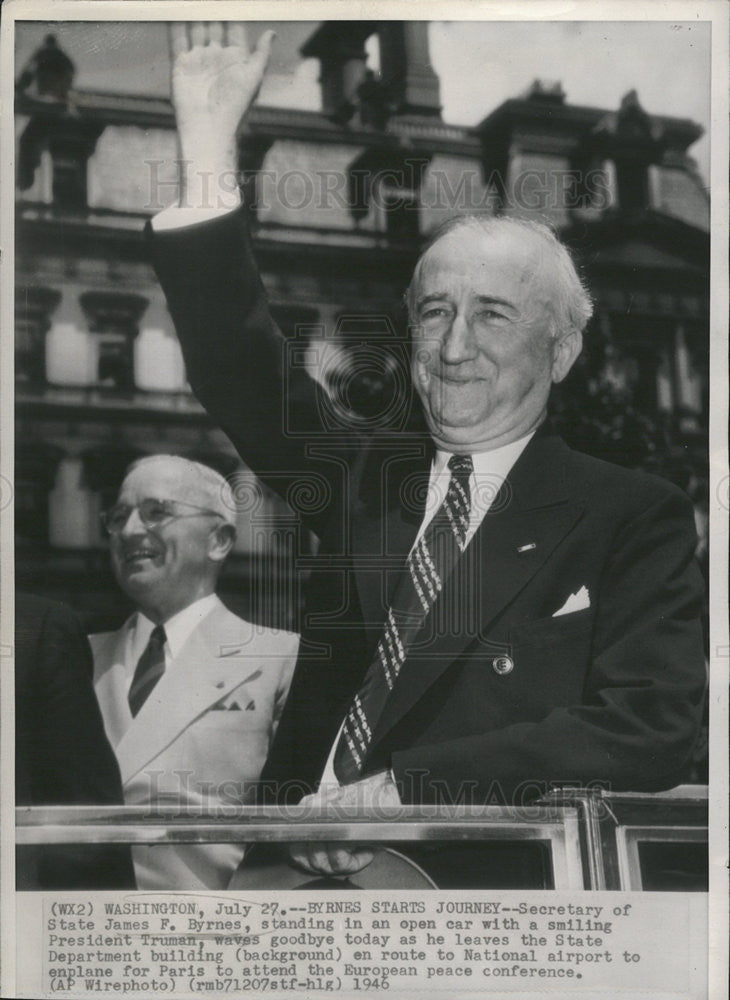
left=553, top=586, right=590, bottom=617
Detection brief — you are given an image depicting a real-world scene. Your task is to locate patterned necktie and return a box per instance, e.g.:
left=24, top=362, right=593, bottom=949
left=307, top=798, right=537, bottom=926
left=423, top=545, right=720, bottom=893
left=333, top=454, right=473, bottom=784
left=128, top=624, right=167, bottom=717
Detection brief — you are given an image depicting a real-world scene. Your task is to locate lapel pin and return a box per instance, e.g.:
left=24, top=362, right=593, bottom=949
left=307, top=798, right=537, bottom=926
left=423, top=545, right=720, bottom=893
left=215, top=681, right=225, bottom=689
left=517, top=542, right=537, bottom=553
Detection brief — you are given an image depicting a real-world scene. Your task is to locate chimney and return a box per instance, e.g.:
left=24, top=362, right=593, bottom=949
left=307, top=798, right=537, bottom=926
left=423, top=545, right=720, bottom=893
left=377, top=22, right=441, bottom=117
left=520, top=79, right=566, bottom=104
left=301, top=21, right=441, bottom=124
left=301, top=22, right=376, bottom=120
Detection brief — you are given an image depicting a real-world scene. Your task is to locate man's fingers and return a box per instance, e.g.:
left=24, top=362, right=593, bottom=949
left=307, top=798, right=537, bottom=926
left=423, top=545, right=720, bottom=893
left=190, top=22, right=207, bottom=48
left=169, top=24, right=189, bottom=60
left=255, top=29, right=276, bottom=62
left=289, top=843, right=376, bottom=877
left=227, top=22, right=250, bottom=55
left=244, top=30, right=275, bottom=94
left=312, top=849, right=338, bottom=873
left=207, top=22, right=224, bottom=46
left=326, top=846, right=374, bottom=874
left=289, top=845, right=331, bottom=875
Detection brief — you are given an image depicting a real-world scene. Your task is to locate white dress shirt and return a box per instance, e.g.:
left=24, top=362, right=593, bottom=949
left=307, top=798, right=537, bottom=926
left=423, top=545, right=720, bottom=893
left=153, top=198, right=243, bottom=232
left=124, top=593, right=220, bottom=691
left=414, top=436, right=535, bottom=548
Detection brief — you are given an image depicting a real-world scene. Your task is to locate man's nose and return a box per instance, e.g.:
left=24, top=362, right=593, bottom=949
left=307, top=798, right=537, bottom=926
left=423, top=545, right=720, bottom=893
left=440, top=311, right=477, bottom=364
left=118, top=506, right=147, bottom=537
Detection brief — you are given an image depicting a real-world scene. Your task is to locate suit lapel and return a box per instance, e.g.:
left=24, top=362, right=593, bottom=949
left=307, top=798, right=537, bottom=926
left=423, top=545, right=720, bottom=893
left=115, top=606, right=264, bottom=786
left=368, top=431, right=586, bottom=750
left=92, top=618, right=135, bottom=749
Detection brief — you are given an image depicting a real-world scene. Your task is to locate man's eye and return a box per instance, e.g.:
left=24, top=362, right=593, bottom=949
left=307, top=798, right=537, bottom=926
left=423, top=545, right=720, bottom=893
left=109, top=508, right=130, bottom=529
left=142, top=501, right=169, bottom=522
left=421, top=307, right=449, bottom=320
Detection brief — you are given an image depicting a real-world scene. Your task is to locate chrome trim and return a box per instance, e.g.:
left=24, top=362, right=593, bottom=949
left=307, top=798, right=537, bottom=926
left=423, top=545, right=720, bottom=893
left=551, top=810, right=585, bottom=890
left=538, top=789, right=607, bottom=890
left=16, top=804, right=578, bottom=854
left=601, top=784, right=708, bottom=802
left=615, top=824, right=708, bottom=890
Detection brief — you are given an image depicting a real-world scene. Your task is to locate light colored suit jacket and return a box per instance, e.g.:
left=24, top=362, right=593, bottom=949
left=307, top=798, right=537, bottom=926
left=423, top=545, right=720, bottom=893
left=90, top=597, right=298, bottom=890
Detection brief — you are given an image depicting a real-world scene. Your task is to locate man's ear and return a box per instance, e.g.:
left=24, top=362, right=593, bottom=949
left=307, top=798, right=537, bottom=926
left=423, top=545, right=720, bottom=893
left=208, top=522, right=236, bottom=563
left=551, top=329, right=582, bottom=384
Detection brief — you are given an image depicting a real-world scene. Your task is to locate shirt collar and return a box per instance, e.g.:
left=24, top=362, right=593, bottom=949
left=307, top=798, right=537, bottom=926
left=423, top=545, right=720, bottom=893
left=131, top=593, right=221, bottom=664
left=433, top=429, right=536, bottom=480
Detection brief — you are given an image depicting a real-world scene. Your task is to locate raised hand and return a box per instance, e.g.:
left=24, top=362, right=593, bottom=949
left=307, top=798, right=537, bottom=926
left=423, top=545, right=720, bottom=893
left=168, top=22, right=274, bottom=205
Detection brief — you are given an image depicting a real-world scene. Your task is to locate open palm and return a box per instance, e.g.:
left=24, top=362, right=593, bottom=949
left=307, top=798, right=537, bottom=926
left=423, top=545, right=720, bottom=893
left=170, top=23, right=274, bottom=150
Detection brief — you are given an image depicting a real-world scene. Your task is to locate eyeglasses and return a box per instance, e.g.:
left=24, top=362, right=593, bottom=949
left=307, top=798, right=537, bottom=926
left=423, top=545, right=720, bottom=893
left=100, top=498, right=224, bottom=535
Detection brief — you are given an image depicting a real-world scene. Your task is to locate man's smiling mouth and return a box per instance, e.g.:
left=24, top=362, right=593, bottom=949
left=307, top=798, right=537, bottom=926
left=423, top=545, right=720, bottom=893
left=123, top=549, right=159, bottom=565
left=433, top=372, right=485, bottom=385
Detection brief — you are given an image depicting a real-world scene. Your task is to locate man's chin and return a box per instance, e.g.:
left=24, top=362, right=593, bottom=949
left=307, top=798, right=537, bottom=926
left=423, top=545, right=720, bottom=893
left=116, top=566, right=162, bottom=596
left=425, top=410, right=512, bottom=452
left=425, top=389, right=493, bottom=427
left=425, top=410, right=491, bottom=443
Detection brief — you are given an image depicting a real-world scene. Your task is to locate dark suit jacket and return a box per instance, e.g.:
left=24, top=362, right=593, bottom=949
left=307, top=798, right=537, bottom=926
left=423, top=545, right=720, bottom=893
left=150, top=209, right=706, bottom=807
left=15, top=594, right=136, bottom=889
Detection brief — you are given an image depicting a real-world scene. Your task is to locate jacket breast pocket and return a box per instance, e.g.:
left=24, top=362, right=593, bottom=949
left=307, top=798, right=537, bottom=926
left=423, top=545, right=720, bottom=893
left=508, top=607, right=594, bottom=648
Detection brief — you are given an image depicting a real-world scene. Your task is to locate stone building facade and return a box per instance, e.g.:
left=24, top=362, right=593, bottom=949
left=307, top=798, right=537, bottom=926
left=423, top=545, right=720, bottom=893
left=15, top=23, right=709, bottom=631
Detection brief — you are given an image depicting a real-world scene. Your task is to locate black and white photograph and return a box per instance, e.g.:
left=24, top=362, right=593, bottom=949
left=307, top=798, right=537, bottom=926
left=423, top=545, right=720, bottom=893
left=2, top=3, right=727, bottom=998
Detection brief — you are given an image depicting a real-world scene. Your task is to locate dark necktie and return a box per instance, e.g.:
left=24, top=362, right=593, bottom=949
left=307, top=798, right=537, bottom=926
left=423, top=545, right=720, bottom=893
left=333, top=454, right=474, bottom=784
left=128, top=624, right=167, bottom=717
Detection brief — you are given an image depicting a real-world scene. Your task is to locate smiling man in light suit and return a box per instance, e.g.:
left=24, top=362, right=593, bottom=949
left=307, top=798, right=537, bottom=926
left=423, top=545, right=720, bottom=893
left=147, top=24, right=707, bottom=887
left=90, top=454, right=298, bottom=889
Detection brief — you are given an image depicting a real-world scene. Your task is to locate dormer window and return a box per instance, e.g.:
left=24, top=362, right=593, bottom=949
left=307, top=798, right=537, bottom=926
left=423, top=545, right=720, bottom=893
left=615, top=158, right=650, bottom=212
left=590, top=90, right=662, bottom=214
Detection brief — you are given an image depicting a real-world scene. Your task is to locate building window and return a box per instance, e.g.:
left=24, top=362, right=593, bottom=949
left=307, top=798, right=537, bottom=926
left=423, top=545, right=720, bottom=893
left=377, top=179, right=420, bottom=240
left=615, top=160, right=650, bottom=212
left=674, top=324, right=704, bottom=421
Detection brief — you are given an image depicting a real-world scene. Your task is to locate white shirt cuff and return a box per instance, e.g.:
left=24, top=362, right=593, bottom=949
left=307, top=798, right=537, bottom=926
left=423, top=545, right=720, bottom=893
left=152, top=196, right=242, bottom=232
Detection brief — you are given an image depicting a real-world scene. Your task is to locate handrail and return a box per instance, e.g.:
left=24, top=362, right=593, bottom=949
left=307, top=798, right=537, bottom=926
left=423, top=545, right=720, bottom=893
left=17, top=785, right=708, bottom=847
left=16, top=803, right=579, bottom=845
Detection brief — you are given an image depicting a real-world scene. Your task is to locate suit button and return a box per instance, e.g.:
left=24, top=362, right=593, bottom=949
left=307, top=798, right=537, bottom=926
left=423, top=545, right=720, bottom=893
left=492, top=655, right=514, bottom=675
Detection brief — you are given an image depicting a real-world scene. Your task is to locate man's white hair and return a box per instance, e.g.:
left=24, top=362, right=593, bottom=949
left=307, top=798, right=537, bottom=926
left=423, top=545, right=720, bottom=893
left=124, top=454, right=236, bottom=527
left=406, top=214, right=594, bottom=340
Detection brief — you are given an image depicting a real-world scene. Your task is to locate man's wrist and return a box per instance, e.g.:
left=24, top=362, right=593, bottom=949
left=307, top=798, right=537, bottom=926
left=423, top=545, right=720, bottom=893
left=178, top=135, right=237, bottom=173
left=151, top=197, right=242, bottom=232
left=179, top=171, right=241, bottom=211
